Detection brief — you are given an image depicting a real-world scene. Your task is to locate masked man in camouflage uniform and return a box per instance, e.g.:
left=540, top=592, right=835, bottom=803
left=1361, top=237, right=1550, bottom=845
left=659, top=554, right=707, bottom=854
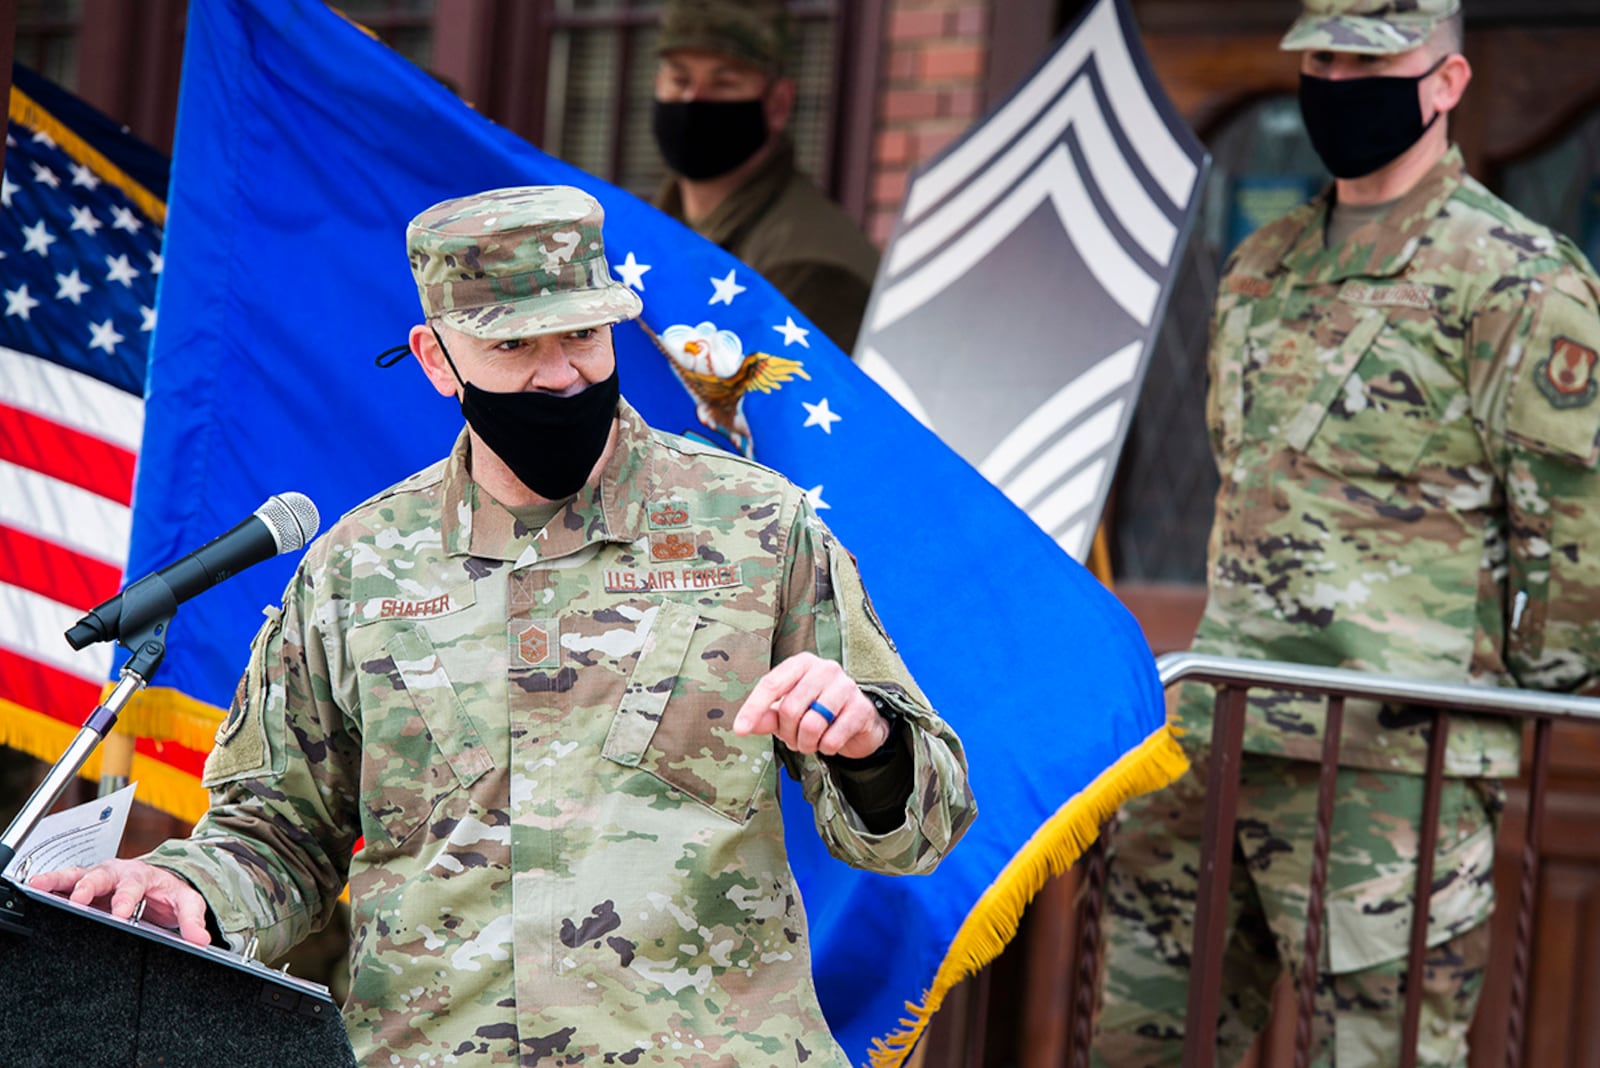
left=651, top=0, right=880, bottom=353
left=33, top=186, right=976, bottom=1066
left=1094, top=2, right=1600, bottom=1065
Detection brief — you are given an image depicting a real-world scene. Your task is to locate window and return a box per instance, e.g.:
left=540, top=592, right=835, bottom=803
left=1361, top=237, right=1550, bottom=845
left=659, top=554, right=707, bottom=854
left=336, top=0, right=436, bottom=70
left=542, top=1, right=846, bottom=201
left=1498, top=102, right=1600, bottom=270
left=15, top=0, right=83, bottom=90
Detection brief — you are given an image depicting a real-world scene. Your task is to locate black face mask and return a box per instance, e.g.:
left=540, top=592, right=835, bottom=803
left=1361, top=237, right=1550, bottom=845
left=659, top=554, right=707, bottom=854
left=653, top=98, right=768, bottom=181
left=432, top=329, right=619, bottom=501
left=1297, top=56, right=1450, bottom=180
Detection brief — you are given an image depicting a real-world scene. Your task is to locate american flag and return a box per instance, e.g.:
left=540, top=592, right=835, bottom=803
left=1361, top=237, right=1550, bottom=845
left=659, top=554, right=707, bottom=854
left=0, top=71, right=203, bottom=805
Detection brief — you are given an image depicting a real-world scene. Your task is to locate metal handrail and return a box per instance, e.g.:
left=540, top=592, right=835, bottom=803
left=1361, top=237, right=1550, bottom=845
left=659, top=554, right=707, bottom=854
left=1157, top=651, right=1600, bottom=722
left=1069, top=653, right=1599, bottom=1068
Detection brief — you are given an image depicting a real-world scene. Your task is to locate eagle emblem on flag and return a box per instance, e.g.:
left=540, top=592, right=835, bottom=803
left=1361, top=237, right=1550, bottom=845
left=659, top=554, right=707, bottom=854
left=647, top=319, right=810, bottom=455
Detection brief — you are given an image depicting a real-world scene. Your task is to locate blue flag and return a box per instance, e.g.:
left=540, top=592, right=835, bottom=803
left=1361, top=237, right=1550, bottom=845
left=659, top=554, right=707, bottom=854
left=134, top=0, right=1185, bottom=1060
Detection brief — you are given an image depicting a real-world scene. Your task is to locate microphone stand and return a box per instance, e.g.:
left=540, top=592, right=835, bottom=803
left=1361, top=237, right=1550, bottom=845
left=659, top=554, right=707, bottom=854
left=0, top=579, right=175, bottom=930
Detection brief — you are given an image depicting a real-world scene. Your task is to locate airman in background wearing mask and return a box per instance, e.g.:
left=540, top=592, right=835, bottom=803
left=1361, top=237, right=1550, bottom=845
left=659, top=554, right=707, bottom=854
left=652, top=0, right=880, bottom=354
left=1093, top=2, right=1600, bottom=1065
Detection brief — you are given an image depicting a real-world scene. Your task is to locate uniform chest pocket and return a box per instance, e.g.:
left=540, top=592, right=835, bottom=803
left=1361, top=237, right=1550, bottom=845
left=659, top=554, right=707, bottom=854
left=362, top=627, right=495, bottom=849
left=601, top=599, right=775, bottom=824
left=1275, top=312, right=1441, bottom=491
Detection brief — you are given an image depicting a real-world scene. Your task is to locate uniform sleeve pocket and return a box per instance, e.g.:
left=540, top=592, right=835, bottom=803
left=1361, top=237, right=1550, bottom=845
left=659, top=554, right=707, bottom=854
left=364, top=628, right=494, bottom=847
left=1505, top=291, right=1600, bottom=467
left=602, top=600, right=774, bottom=824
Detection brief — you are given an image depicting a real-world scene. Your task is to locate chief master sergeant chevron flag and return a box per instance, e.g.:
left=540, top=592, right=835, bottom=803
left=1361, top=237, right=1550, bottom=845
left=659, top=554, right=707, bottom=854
left=120, top=0, right=1187, bottom=1061
left=856, top=0, right=1210, bottom=566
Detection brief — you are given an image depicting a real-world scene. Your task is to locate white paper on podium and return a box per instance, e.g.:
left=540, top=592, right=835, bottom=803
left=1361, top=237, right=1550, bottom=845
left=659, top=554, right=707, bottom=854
left=2, top=782, right=136, bottom=882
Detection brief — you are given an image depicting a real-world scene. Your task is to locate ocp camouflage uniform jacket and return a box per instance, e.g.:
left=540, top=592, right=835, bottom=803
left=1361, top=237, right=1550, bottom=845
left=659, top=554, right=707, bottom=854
left=654, top=136, right=881, bottom=354
left=148, top=399, right=976, bottom=1066
left=1179, top=146, right=1600, bottom=778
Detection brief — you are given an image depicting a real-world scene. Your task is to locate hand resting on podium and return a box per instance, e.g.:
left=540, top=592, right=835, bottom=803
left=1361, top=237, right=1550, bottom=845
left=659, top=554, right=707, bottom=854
left=29, top=858, right=213, bottom=946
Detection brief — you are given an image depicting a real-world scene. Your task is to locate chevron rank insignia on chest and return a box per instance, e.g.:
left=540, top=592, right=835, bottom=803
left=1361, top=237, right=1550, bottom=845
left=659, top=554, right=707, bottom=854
left=514, top=619, right=559, bottom=668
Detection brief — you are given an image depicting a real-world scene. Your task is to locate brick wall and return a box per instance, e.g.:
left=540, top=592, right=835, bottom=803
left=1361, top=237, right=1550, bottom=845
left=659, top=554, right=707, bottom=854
left=868, top=3, right=993, bottom=245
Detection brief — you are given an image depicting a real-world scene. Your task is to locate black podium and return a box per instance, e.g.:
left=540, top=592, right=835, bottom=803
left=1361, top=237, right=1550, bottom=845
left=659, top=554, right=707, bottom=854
left=0, top=877, right=355, bottom=1067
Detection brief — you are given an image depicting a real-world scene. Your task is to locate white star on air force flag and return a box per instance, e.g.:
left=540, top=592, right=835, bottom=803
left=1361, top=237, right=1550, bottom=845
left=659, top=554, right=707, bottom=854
left=614, top=251, right=651, bottom=291
left=708, top=269, right=746, bottom=306
left=773, top=316, right=810, bottom=347
left=802, top=398, right=841, bottom=434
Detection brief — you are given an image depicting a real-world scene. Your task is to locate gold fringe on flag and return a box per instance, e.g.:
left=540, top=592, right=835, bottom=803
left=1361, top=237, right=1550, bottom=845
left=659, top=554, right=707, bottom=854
left=866, top=725, right=1190, bottom=1068
left=0, top=697, right=211, bottom=825
left=113, top=686, right=227, bottom=755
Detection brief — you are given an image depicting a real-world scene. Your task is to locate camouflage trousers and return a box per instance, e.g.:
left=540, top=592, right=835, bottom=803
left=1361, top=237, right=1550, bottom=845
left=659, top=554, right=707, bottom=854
left=1091, top=750, right=1498, bottom=1068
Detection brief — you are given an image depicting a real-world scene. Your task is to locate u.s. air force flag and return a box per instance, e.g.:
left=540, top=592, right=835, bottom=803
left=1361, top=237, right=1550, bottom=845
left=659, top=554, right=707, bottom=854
left=134, top=0, right=1185, bottom=1061
left=858, top=0, right=1210, bottom=565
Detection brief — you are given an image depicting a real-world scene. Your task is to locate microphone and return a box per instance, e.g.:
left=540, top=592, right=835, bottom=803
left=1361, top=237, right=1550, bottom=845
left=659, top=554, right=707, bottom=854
left=65, top=492, right=321, bottom=650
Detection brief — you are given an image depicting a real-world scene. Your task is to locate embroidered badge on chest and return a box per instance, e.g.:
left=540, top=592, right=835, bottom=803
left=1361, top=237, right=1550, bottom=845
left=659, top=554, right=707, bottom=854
left=1536, top=336, right=1600, bottom=409
left=650, top=531, right=698, bottom=562
left=647, top=500, right=690, bottom=529
left=515, top=619, right=560, bottom=668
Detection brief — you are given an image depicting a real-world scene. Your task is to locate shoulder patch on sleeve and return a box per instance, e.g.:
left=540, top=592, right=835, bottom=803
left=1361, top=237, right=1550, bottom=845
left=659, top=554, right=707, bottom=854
left=203, top=605, right=283, bottom=787
left=1508, top=289, right=1600, bottom=466
left=827, top=539, right=919, bottom=697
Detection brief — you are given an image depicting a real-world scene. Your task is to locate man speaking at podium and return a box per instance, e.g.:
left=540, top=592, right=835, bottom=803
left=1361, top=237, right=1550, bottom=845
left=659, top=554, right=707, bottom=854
left=32, top=186, right=976, bottom=1066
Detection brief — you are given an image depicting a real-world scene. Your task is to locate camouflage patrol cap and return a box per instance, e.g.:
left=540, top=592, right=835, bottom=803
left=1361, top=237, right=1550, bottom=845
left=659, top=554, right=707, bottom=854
left=406, top=186, right=642, bottom=340
left=1281, top=0, right=1461, bottom=55
left=657, top=0, right=791, bottom=74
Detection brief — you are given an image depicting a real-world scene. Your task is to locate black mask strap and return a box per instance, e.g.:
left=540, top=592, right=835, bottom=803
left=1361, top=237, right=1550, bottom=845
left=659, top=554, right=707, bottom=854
left=374, top=344, right=410, bottom=369
left=430, top=326, right=470, bottom=390
left=1416, top=53, right=1452, bottom=130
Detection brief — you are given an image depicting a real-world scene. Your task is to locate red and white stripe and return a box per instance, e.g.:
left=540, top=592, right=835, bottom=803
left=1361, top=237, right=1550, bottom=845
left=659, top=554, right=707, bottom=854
left=0, top=344, right=141, bottom=711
